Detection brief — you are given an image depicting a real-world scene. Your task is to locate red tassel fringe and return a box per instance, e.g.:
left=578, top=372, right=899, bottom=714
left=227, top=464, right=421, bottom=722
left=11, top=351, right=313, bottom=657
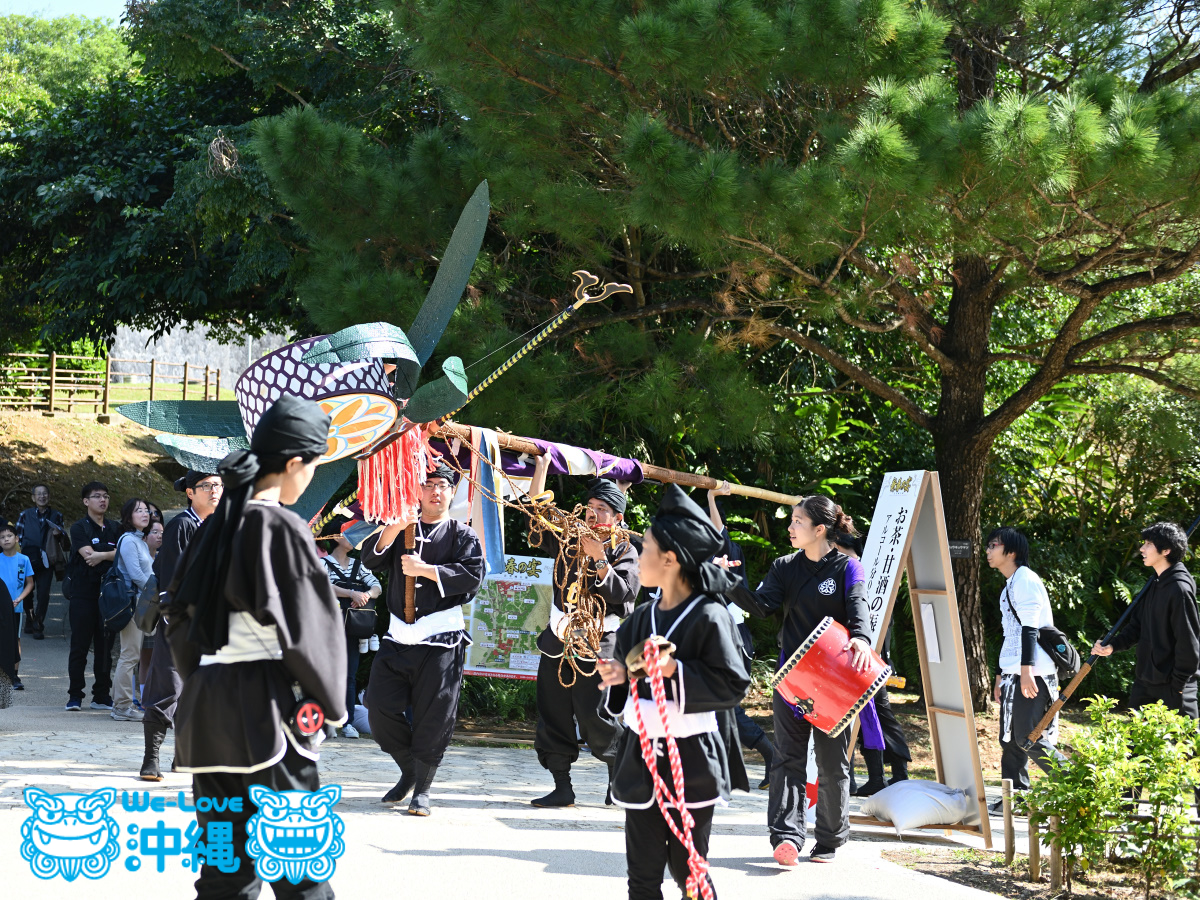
left=358, top=422, right=425, bottom=524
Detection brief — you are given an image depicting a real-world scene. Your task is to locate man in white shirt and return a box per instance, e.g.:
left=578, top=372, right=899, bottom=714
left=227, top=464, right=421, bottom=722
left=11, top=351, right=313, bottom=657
left=986, top=527, right=1065, bottom=806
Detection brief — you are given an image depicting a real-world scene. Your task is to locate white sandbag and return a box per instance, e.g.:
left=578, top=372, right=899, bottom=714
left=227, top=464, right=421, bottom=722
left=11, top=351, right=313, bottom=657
left=860, top=779, right=971, bottom=836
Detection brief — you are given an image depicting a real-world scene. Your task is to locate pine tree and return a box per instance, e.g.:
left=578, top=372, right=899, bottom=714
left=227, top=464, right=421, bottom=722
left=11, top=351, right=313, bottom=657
left=379, top=0, right=1200, bottom=706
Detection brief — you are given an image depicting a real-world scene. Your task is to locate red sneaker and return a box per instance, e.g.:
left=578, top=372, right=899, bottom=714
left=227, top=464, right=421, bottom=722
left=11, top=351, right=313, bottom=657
left=773, top=840, right=800, bottom=866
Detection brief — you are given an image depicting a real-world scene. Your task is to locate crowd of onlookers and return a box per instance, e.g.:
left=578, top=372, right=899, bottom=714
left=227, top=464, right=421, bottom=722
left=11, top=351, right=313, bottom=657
left=0, top=482, right=166, bottom=713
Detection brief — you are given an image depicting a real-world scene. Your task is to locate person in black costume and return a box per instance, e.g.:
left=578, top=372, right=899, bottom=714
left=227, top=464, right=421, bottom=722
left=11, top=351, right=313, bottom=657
left=1093, top=521, right=1200, bottom=718
left=139, top=470, right=223, bottom=781
left=598, top=484, right=750, bottom=900
left=829, top=531, right=910, bottom=796
left=720, top=495, right=870, bottom=866
left=706, top=484, right=775, bottom=789
left=165, top=395, right=347, bottom=900
left=362, top=461, right=485, bottom=816
left=526, top=454, right=640, bottom=808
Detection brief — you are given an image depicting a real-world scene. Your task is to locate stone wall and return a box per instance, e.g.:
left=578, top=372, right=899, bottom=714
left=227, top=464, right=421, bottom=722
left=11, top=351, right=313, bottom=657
left=108, top=325, right=290, bottom=385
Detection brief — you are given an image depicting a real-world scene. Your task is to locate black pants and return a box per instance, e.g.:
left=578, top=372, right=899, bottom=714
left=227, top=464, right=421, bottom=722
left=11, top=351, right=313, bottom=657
left=191, top=745, right=333, bottom=900
left=625, top=805, right=715, bottom=900
left=25, top=563, right=53, bottom=634
left=366, top=639, right=465, bottom=767
left=769, top=691, right=852, bottom=850
left=734, top=705, right=765, bottom=748
left=1129, top=678, right=1199, bottom=718
left=67, top=594, right=114, bottom=702
left=344, top=640, right=359, bottom=717
left=143, top=618, right=183, bottom=730
left=534, top=651, right=620, bottom=773
left=998, top=673, right=1065, bottom=791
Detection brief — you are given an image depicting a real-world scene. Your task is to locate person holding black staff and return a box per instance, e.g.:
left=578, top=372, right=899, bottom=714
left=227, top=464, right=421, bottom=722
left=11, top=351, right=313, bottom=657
left=525, top=453, right=641, bottom=808
left=830, top=531, right=911, bottom=795
left=362, top=461, right=485, bottom=816
left=1092, top=521, right=1199, bottom=718
left=14, top=484, right=66, bottom=640
left=718, top=496, right=870, bottom=865
left=164, top=395, right=346, bottom=900
left=706, top=484, right=775, bottom=789
left=139, top=470, right=223, bottom=781
left=598, top=484, right=750, bottom=900
left=65, top=482, right=121, bottom=712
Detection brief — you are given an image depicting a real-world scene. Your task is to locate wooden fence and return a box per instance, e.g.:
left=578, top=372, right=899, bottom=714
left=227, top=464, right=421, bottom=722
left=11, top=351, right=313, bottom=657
left=0, top=352, right=225, bottom=414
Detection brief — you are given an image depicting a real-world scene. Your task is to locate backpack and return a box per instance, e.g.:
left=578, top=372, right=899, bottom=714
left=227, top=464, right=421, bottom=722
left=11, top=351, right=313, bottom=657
left=323, top=556, right=376, bottom=640
left=1004, top=576, right=1081, bottom=683
left=99, top=534, right=137, bottom=633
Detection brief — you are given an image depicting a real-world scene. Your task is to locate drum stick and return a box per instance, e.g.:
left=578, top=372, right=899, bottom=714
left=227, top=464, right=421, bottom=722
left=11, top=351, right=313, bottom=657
left=1022, top=512, right=1200, bottom=749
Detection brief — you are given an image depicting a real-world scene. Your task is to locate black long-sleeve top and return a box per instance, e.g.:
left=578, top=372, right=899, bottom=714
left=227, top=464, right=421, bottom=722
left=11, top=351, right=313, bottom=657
left=728, top=548, right=869, bottom=664
left=155, top=507, right=200, bottom=596
left=529, top=523, right=640, bottom=658
left=362, top=517, right=485, bottom=621
left=1110, top=562, right=1200, bottom=692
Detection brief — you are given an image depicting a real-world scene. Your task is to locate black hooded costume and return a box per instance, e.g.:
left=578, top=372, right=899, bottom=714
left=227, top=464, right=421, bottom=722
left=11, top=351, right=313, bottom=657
left=361, top=460, right=486, bottom=815
left=165, top=395, right=346, bottom=900
left=527, top=479, right=641, bottom=804
left=602, top=485, right=750, bottom=900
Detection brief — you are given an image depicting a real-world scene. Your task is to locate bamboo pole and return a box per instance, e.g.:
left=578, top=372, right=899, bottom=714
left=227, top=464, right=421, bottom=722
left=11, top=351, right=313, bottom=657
left=1002, top=779, right=1015, bottom=866
left=149, top=359, right=157, bottom=402
left=182, top=361, right=189, bottom=401
left=204, top=364, right=211, bottom=402
left=434, top=422, right=802, bottom=506
left=403, top=524, right=417, bottom=624
left=215, top=368, right=221, bottom=398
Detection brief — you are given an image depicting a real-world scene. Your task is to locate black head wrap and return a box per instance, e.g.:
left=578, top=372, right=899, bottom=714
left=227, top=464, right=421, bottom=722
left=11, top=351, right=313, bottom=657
left=649, top=484, right=741, bottom=595
left=586, top=479, right=627, bottom=515
left=173, top=394, right=332, bottom=654
left=427, top=460, right=457, bottom=485
left=174, top=470, right=207, bottom=492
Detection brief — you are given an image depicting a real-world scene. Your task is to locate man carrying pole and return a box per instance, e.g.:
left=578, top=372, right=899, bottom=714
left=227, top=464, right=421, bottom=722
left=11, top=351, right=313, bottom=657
left=525, top=453, right=640, bottom=808
left=1091, top=522, right=1199, bottom=718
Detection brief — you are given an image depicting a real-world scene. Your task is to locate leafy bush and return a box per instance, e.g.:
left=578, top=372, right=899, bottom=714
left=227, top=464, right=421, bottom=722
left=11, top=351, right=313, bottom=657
left=1026, top=697, right=1200, bottom=898
left=458, top=675, right=538, bottom=721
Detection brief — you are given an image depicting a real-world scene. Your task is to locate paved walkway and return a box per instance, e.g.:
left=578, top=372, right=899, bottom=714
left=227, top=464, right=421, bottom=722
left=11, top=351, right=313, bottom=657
left=0, top=633, right=1017, bottom=898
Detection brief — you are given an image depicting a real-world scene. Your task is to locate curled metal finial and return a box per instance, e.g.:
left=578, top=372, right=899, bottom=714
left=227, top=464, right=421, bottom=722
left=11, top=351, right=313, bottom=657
left=572, top=270, right=633, bottom=305
left=207, top=130, right=241, bottom=179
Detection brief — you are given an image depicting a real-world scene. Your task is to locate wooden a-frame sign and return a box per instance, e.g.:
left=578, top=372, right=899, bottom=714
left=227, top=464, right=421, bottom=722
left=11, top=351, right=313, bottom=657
left=847, top=470, right=992, bottom=848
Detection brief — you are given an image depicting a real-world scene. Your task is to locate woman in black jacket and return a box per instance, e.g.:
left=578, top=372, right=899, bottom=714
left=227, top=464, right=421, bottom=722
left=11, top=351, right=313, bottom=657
left=723, top=496, right=870, bottom=866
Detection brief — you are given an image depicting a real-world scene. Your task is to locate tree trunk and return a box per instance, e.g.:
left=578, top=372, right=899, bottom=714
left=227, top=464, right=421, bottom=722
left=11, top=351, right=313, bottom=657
left=932, top=255, right=999, bottom=711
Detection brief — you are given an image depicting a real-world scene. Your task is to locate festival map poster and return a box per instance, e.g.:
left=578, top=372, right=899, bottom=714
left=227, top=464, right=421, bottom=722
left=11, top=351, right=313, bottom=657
left=464, top=555, right=553, bottom=680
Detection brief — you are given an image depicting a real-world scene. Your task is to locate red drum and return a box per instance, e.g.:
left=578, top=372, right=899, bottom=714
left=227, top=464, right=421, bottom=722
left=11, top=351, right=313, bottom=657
left=768, top=617, right=891, bottom=737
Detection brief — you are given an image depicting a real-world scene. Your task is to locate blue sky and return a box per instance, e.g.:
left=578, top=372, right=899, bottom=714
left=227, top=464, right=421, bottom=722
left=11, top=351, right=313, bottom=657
left=0, top=0, right=128, bottom=23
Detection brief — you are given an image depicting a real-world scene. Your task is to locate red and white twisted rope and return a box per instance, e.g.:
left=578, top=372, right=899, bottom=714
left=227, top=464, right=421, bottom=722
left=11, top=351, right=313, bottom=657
left=630, top=638, right=714, bottom=900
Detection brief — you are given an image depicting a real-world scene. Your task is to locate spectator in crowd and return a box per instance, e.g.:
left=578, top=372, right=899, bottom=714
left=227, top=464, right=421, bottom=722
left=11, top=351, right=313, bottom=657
left=321, top=531, right=382, bottom=739
left=138, top=519, right=165, bottom=708
left=15, top=484, right=66, bottom=640
left=112, top=499, right=153, bottom=722
left=987, top=526, right=1066, bottom=811
left=0, top=523, right=33, bottom=691
left=1093, top=521, right=1199, bottom=718
left=146, top=503, right=164, bottom=528
left=145, top=520, right=164, bottom=555
left=65, top=481, right=120, bottom=712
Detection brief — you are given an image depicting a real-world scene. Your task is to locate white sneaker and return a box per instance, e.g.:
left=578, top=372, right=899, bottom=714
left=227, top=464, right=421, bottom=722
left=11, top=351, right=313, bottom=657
left=341, top=723, right=360, bottom=739
left=111, top=708, right=143, bottom=722
left=369, top=634, right=380, bottom=651
left=358, top=639, right=369, bottom=653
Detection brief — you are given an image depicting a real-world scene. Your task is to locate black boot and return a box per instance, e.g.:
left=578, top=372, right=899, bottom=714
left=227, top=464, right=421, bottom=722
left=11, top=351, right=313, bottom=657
left=531, top=770, right=575, bottom=808
left=140, top=725, right=167, bottom=781
left=407, top=760, right=438, bottom=817
left=382, top=751, right=417, bottom=804
left=753, top=736, right=776, bottom=790
left=855, top=749, right=887, bottom=796
left=889, top=758, right=909, bottom=785
left=604, top=762, right=614, bottom=806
